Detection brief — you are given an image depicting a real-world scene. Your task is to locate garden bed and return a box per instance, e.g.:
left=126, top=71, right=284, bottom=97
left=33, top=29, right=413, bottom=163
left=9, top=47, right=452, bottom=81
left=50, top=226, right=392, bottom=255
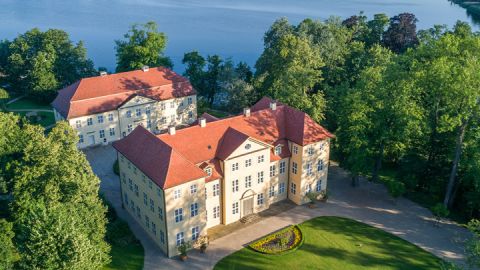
left=249, top=225, right=303, bottom=254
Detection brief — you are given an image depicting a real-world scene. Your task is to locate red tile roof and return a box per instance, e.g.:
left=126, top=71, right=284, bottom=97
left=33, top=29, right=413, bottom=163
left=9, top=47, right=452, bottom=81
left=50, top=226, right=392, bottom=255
left=52, top=67, right=196, bottom=119
left=114, top=97, right=333, bottom=189
left=112, top=126, right=206, bottom=189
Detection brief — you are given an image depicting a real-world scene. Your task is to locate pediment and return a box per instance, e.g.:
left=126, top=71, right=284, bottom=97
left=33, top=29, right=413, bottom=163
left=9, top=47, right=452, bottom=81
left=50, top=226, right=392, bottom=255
left=120, top=95, right=155, bottom=108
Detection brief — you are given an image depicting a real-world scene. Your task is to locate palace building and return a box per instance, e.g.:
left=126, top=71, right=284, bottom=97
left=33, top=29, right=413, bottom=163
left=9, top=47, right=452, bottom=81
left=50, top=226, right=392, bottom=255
left=113, top=97, right=333, bottom=257
left=51, top=66, right=197, bottom=148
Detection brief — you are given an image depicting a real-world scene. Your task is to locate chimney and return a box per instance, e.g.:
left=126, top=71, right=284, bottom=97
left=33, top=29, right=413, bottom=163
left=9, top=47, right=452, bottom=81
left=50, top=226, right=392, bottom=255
left=142, top=65, right=149, bottom=72
left=243, top=107, right=251, bottom=117
left=199, top=117, right=206, bottom=128
left=99, top=71, right=107, bottom=77
left=270, top=100, right=277, bottom=111
left=168, top=125, right=176, bottom=135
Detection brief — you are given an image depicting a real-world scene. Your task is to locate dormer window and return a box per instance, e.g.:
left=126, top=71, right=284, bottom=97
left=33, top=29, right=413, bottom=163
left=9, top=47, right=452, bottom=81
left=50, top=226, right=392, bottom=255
left=205, top=167, right=212, bottom=176
left=274, top=145, right=282, bottom=156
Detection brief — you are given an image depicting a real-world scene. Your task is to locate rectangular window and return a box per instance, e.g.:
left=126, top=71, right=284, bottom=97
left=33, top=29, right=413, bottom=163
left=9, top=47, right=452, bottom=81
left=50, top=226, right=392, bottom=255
left=188, top=97, right=193, bottom=105
left=192, top=226, right=199, bottom=241
left=258, top=155, right=264, bottom=163
left=170, top=115, right=175, bottom=122
left=124, top=193, right=128, bottom=205
left=305, top=184, right=312, bottom=195
left=245, top=175, right=252, bottom=188
left=127, top=124, right=133, bottom=132
left=279, top=161, right=286, bottom=174
left=274, top=146, right=282, bottom=155
left=257, top=193, right=264, bottom=205
left=151, top=222, right=156, bottom=235
left=176, top=232, right=184, bottom=246
left=160, top=230, right=165, bottom=244
left=190, top=184, right=197, bottom=194
left=290, top=183, right=296, bottom=195
left=270, top=165, right=276, bottom=177
left=232, top=163, right=239, bottom=171
left=232, top=180, right=238, bottom=193
left=121, top=173, right=126, bottom=183
left=99, top=129, right=105, bottom=139
left=308, top=147, right=314, bottom=156
left=292, top=162, right=298, bottom=174
left=130, top=200, right=135, bottom=212
left=306, top=163, right=313, bottom=176
left=143, top=192, right=147, bottom=205
left=269, top=186, right=275, bottom=198
left=232, top=202, right=239, bottom=214
left=160, top=117, right=166, bottom=124
left=128, top=179, right=133, bottom=191
left=158, top=207, right=164, bottom=220
left=245, top=159, right=252, bottom=167
left=87, top=118, right=93, bottom=126
left=126, top=110, right=132, bottom=118
left=157, top=187, right=162, bottom=198
left=257, top=171, right=264, bottom=184
left=213, top=206, right=220, bottom=219
left=174, top=189, right=181, bottom=199
left=174, top=208, right=183, bottom=223
left=109, top=127, right=115, bottom=136
left=148, top=180, right=152, bottom=189
left=213, top=183, right=220, bottom=196
left=147, top=119, right=151, bottom=129
left=293, top=145, right=298, bottom=155
left=97, top=115, right=104, bottom=123
left=205, top=168, right=212, bottom=176
left=317, top=160, right=324, bottom=172
left=279, top=182, right=285, bottom=194
left=161, top=103, right=166, bottom=110
left=134, top=184, right=139, bottom=197
left=108, top=113, right=114, bottom=122
left=78, top=134, right=84, bottom=143
left=188, top=111, right=193, bottom=119
left=136, top=108, right=141, bottom=117
left=146, top=107, right=151, bottom=115
left=136, top=206, right=141, bottom=218
left=316, top=180, right=323, bottom=192
left=170, top=102, right=175, bottom=109
left=75, top=120, right=81, bottom=128
left=145, top=215, right=150, bottom=228
left=150, top=199, right=154, bottom=212
left=190, top=203, right=198, bottom=217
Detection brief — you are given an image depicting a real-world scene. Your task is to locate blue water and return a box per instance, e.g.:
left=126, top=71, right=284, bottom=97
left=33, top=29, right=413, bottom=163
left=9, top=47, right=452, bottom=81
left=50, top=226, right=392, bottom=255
left=0, top=0, right=476, bottom=72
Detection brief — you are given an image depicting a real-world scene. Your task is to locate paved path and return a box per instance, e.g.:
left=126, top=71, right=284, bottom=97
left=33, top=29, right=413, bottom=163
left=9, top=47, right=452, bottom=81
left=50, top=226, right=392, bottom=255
left=84, top=145, right=471, bottom=270
left=5, top=95, right=26, bottom=105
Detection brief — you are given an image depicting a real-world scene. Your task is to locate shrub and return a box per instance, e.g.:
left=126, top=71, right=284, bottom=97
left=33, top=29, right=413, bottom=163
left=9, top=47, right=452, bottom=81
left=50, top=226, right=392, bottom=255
left=387, top=181, right=406, bottom=199
left=178, top=241, right=191, bottom=256
left=249, top=225, right=303, bottom=254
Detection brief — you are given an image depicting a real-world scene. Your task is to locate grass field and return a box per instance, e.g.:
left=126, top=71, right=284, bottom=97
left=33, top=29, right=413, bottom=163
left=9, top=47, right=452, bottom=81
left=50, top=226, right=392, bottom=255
left=6, top=97, right=52, bottom=110
left=214, top=216, right=442, bottom=270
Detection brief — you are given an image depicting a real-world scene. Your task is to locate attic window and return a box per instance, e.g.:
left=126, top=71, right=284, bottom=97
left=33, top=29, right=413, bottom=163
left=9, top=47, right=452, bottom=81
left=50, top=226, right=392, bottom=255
left=274, top=145, right=282, bottom=155
left=245, top=143, right=251, bottom=150
left=205, top=168, right=212, bottom=176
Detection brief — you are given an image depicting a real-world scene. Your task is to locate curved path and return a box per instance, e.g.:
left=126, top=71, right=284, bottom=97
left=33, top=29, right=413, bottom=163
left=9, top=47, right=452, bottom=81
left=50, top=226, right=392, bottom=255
left=84, top=145, right=471, bottom=270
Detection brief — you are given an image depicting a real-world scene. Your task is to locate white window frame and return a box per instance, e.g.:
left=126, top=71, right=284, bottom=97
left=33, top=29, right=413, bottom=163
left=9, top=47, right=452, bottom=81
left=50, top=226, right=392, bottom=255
left=174, top=208, right=183, bottom=223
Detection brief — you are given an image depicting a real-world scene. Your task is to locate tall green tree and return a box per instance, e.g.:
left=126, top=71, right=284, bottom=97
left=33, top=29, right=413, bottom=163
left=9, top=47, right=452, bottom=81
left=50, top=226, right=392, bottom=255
left=115, top=21, right=172, bottom=72
left=0, top=219, right=19, bottom=270
left=382, top=13, right=419, bottom=53
left=3, top=29, right=96, bottom=101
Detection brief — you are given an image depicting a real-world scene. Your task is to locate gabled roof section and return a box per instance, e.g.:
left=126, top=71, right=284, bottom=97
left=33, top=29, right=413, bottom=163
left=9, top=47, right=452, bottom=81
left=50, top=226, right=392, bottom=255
left=216, top=127, right=250, bottom=160
left=52, top=67, right=196, bottom=119
left=112, top=126, right=206, bottom=189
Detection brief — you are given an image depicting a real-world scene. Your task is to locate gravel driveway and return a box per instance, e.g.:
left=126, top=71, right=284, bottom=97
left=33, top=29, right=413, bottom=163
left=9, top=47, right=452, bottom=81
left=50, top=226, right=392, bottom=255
left=84, top=145, right=471, bottom=270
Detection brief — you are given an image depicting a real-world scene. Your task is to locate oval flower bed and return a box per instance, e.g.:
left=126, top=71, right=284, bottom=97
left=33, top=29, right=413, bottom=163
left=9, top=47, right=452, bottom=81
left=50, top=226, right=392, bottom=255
left=249, top=225, right=303, bottom=254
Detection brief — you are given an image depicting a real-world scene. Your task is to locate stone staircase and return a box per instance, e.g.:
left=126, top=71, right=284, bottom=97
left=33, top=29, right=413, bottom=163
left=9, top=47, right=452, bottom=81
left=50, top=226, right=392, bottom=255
left=240, top=214, right=260, bottom=224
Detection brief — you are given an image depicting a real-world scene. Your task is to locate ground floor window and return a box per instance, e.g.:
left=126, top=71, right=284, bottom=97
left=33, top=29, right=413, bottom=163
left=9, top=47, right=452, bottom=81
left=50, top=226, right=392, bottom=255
left=290, top=183, right=296, bottom=195
left=279, top=182, right=285, bottom=194
left=176, top=232, right=184, bottom=246
left=269, top=186, right=275, bottom=198
left=257, top=193, right=264, bottom=205
left=213, top=206, right=220, bottom=219
left=316, top=179, right=323, bottom=192
left=232, top=202, right=239, bottom=214
left=192, top=226, right=199, bottom=241
left=160, top=230, right=165, bottom=244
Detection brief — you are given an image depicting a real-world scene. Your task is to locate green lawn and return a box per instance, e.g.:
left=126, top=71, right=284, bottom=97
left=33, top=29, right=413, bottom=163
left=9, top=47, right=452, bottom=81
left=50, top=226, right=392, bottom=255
left=214, top=216, right=442, bottom=270
left=103, top=242, right=144, bottom=270
left=6, top=97, right=51, bottom=110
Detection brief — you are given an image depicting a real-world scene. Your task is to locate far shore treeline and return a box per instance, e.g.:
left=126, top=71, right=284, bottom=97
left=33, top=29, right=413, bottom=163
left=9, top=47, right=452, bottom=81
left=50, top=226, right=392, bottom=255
left=0, top=12, right=479, bottom=270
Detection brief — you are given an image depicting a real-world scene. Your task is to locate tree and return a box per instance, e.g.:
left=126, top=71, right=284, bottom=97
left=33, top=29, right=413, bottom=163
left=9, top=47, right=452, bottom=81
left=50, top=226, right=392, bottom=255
left=383, top=13, right=419, bottom=53
left=115, top=21, right=172, bottom=72
left=0, top=219, right=19, bottom=270
left=218, top=60, right=256, bottom=113
left=365, top=13, right=390, bottom=47
left=0, top=113, right=23, bottom=194
left=3, top=29, right=96, bottom=101
left=0, top=88, right=9, bottom=111
left=466, top=219, right=480, bottom=268
left=387, top=181, right=406, bottom=202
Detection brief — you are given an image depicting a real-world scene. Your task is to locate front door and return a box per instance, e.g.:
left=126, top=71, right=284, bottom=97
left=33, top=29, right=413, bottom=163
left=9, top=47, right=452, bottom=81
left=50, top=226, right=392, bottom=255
left=88, top=135, right=95, bottom=146
left=243, top=197, right=254, bottom=216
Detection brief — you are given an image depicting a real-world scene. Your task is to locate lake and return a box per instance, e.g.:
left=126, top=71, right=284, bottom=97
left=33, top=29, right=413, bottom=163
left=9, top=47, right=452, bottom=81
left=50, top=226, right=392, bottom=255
left=0, top=0, right=477, bottom=72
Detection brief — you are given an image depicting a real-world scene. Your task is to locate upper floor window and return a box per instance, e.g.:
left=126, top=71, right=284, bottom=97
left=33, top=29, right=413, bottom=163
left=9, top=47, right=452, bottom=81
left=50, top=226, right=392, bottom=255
left=190, top=203, right=198, bottom=217
left=108, top=113, right=114, bottom=122
left=274, top=145, right=282, bottom=156
left=270, top=165, right=276, bottom=177
left=245, top=175, right=252, bottom=188
left=126, top=110, right=132, bottom=118
left=157, top=187, right=162, bottom=198
left=87, top=118, right=93, bottom=126
left=213, top=183, right=220, bottom=196
left=146, top=107, right=151, bottom=115
left=205, top=168, right=212, bottom=176
left=232, top=163, right=239, bottom=171
left=257, top=171, right=264, bottom=184
left=174, top=208, right=183, bottom=223
left=147, top=119, right=152, bottom=129
left=170, top=102, right=175, bottom=109
left=188, top=97, right=193, bottom=105
left=136, top=108, right=141, bottom=117
left=160, top=117, right=167, bottom=124
left=75, top=120, right=81, bottom=128
left=79, top=134, right=84, bottom=143
left=269, top=186, right=275, bottom=198
left=306, top=163, right=313, bottom=176
left=257, top=193, right=264, bottom=205
left=308, top=147, right=314, bottom=156
left=258, top=155, right=264, bottom=163
left=99, top=130, right=105, bottom=139
left=109, top=128, right=115, bottom=136
left=293, top=145, right=298, bottom=155
left=127, top=124, right=133, bottom=132
left=97, top=115, right=104, bottom=124
left=134, top=184, right=139, bottom=197
left=232, top=179, right=239, bottom=193
left=317, top=160, right=324, bottom=172
left=190, top=184, right=197, bottom=194
left=279, top=161, right=286, bottom=174
left=143, top=192, right=148, bottom=205
left=245, top=159, right=252, bottom=167
left=292, top=162, right=298, bottom=174
left=158, top=207, right=164, bottom=220
left=174, top=189, right=181, bottom=199
left=179, top=100, right=184, bottom=107
left=188, top=111, right=193, bottom=119
left=150, top=199, right=154, bottom=212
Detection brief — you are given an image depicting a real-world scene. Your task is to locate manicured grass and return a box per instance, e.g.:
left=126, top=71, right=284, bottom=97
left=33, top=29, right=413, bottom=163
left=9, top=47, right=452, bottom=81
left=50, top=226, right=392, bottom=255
left=103, top=242, right=144, bottom=270
left=206, top=109, right=230, bottom=118
left=15, top=111, right=56, bottom=128
left=214, top=216, right=442, bottom=270
left=6, top=97, right=51, bottom=110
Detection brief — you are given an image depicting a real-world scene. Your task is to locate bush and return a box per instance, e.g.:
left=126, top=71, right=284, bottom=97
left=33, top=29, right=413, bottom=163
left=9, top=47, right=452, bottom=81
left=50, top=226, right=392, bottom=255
left=113, top=160, right=119, bottom=175
left=387, top=181, right=406, bottom=199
